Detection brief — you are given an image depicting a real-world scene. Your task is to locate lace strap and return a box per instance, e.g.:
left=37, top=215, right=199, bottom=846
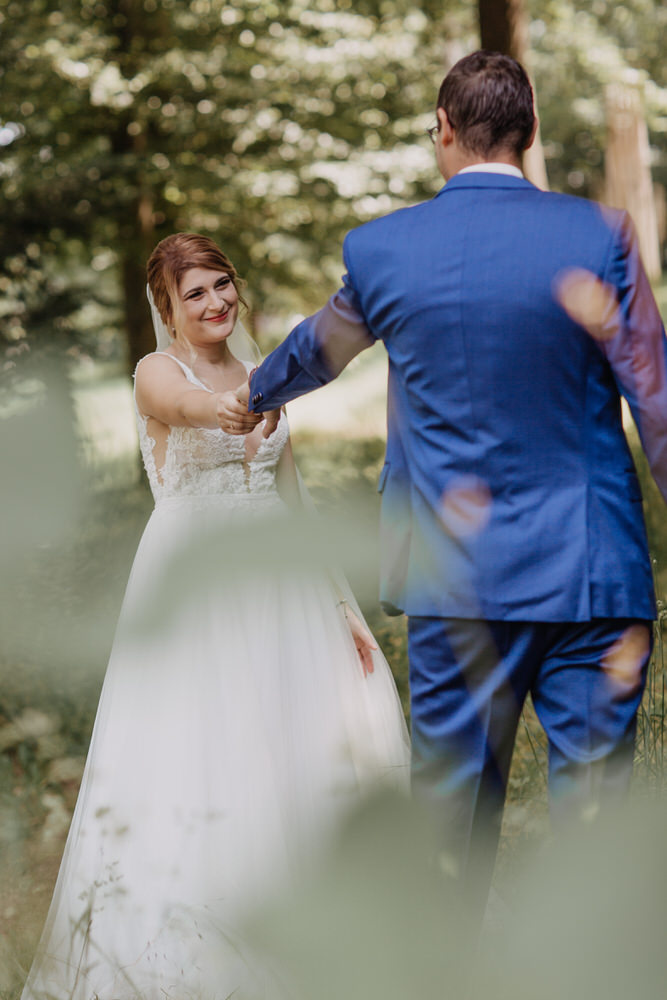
left=153, top=352, right=204, bottom=386
left=134, top=351, right=208, bottom=391
left=133, top=353, right=205, bottom=430
left=150, top=352, right=254, bottom=384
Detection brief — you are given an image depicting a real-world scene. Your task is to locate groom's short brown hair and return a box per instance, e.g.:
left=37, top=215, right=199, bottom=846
left=437, top=51, right=535, bottom=158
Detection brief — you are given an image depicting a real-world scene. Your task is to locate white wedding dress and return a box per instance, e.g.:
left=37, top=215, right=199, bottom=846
left=22, top=354, right=410, bottom=1000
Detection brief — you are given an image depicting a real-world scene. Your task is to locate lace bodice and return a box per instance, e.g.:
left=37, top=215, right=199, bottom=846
left=133, top=354, right=289, bottom=508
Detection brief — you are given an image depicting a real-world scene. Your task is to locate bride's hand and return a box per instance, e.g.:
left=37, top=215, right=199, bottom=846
left=235, top=381, right=281, bottom=438
left=341, top=603, right=377, bottom=677
left=214, top=390, right=263, bottom=435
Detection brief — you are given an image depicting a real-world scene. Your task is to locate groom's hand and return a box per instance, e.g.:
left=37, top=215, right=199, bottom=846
left=235, top=381, right=281, bottom=439
left=260, top=408, right=281, bottom=438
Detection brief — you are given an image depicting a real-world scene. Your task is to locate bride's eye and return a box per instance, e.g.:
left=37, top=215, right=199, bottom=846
left=216, top=278, right=231, bottom=289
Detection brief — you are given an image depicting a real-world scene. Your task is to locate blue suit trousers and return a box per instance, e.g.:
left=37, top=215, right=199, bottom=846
left=407, top=616, right=652, bottom=907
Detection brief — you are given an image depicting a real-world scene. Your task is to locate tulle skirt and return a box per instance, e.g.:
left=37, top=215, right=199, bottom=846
left=22, top=493, right=410, bottom=1000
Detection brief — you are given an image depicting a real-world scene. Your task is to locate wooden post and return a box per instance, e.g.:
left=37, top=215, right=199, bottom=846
left=605, top=81, right=662, bottom=280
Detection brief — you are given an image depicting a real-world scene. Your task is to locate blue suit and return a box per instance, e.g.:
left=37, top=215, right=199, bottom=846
left=250, top=172, right=667, bottom=901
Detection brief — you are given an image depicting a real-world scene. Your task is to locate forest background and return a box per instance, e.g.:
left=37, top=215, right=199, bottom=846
left=1, top=0, right=667, bottom=993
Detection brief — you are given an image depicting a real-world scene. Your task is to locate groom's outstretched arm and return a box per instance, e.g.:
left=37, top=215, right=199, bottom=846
left=247, top=272, right=376, bottom=414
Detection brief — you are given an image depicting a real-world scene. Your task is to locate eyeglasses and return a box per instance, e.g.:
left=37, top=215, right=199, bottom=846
left=426, top=124, right=439, bottom=144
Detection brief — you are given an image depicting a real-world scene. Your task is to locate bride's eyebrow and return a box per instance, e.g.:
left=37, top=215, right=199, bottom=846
left=182, top=276, right=230, bottom=298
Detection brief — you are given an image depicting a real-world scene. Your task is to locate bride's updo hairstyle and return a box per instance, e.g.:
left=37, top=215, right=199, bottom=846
left=146, top=233, right=247, bottom=329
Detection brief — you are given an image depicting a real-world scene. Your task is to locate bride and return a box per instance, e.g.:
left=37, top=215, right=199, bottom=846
left=22, top=233, right=410, bottom=1000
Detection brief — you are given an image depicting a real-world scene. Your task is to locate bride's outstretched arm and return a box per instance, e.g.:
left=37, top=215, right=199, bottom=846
left=135, top=354, right=262, bottom=433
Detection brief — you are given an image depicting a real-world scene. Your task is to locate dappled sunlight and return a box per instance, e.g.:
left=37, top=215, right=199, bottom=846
left=602, top=623, right=651, bottom=695
left=439, top=475, right=492, bottom=538
left=554, top=267, right=621, bottom=341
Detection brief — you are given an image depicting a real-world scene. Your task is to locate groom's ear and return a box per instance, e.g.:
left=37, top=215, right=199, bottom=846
left=524, top=115, right=539, bottom=151
left=436, top=107, right=455, bottom=146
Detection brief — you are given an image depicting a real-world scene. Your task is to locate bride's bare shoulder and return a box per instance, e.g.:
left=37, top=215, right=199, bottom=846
left=135, top=352, right=189, bottom=382
left=134, top=353, right=193, bottom=414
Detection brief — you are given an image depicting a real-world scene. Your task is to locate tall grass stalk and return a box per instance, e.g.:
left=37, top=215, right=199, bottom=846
left=634, top=571, right=666, bottom=793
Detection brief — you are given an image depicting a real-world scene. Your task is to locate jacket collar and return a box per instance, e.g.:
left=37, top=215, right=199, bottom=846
left=434, top=172, right=537, bottom=198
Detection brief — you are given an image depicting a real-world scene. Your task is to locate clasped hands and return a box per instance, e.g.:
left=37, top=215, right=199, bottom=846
left=214, top=380, right=280, bottom=438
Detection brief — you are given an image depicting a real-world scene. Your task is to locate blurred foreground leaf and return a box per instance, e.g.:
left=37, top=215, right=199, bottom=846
left=245, top=792, right=667, bottom=1000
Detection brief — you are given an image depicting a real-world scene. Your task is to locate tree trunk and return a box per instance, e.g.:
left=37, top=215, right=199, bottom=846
left=477, top=0, right=549, bottom=190
left=605, top=82, right=662, bottom=280
left=117, top=169, right=157, bottom=370
left=122, top=241, right=156, bottom=373
left=115, top=0, right=167, bottom=372
left=478, top=0, right=526, bottom=56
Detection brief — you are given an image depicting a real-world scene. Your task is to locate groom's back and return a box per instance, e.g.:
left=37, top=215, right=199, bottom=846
left=345, top=175, right=624, bottom=474
left=343, top=175, right=655, bottom=621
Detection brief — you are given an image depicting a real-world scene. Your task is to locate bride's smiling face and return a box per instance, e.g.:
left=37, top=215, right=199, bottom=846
left=174, top=267, right=239, bottom=345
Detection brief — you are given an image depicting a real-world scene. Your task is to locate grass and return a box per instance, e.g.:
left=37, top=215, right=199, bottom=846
left=2, top=369, right=667, bottom=995
left=634, top=603, right=667, bottom=794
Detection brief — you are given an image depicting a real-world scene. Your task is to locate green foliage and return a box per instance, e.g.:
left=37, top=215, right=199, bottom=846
left=528, top=0, right=667, bottom=198
left=1, top=0, right=665, bottom=375
left=0, top=0, right=449, bottom=373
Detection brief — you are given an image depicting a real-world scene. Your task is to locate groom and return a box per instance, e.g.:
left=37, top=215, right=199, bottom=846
left=235, top=51, right=667, bottom=907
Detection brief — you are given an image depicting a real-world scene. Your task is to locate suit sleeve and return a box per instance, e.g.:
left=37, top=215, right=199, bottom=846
left=602, top=212, right=667, bottom=503
left=248, top=240, right=377, bottom=413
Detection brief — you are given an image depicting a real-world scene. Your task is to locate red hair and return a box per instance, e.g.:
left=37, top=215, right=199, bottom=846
left=146, top=233, right=247, bottom=327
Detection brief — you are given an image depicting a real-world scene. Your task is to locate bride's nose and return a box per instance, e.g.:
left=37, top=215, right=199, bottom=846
left=206, top=287, right=227, bottom=310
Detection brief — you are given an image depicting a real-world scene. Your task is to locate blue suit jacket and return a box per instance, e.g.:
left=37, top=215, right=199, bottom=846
left=251, top=173, right=667, bottom=620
